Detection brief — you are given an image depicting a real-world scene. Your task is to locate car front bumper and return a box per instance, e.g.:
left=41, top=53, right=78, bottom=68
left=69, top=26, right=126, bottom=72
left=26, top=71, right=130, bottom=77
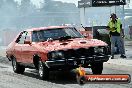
left=45, top=54, right=111, bottom=70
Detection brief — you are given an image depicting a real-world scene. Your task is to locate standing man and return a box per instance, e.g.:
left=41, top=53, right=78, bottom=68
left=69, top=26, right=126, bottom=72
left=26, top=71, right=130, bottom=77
left=107, top=13, right=126, bottom=59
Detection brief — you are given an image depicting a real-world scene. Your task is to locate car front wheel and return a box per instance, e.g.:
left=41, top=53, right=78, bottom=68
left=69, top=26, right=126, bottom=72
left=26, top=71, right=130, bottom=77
left=12, top=57, right=25, bottom=74
left=38, top=60, right=49, bottom=80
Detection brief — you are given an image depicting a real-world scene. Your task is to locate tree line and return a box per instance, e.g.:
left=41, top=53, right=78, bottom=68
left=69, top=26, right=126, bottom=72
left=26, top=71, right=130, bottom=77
left=0, top=0, right=80, bottom=30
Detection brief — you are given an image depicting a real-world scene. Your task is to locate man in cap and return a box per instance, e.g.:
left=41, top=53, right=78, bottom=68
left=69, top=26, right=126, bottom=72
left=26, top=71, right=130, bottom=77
left=107, top=13, right=126, bottom=59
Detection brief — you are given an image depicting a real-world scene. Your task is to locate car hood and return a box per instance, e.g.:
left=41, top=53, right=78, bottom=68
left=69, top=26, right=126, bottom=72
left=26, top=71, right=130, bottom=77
left=34, top=38, right=107, bottom=52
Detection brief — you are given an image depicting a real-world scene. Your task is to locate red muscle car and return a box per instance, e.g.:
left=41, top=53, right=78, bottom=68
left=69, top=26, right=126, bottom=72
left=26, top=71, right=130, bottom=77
left=6, top=26, right=110, bottom=80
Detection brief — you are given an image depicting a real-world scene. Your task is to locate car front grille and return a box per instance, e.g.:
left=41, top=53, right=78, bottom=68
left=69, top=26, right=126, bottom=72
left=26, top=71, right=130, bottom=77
left=63, top=47, right=96, bottom=59
left=47, top=46, right=109, bottom=61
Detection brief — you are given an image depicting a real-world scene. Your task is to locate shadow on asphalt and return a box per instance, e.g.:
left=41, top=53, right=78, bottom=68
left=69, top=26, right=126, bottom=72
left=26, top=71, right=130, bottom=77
left=23, top=69, right=77, bottom=84
left=0, top=56, right=77, bottom=84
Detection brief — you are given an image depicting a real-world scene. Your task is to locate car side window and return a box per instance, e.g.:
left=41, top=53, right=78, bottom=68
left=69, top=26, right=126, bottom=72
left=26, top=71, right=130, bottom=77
left=17, top=32, right=27, bottom=44
left=32, top=31, right=39, bottom=42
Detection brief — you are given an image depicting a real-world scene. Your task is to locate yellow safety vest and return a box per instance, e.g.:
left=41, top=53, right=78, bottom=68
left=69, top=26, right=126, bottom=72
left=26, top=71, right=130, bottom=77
left=108, top=19, right=121, bottom=33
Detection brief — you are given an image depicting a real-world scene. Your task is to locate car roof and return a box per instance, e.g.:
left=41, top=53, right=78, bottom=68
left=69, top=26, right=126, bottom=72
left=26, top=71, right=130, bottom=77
left=25, top=26, right=74, bottom=32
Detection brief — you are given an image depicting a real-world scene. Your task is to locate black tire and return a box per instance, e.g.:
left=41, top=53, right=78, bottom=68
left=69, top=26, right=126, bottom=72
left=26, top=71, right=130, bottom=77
left=12, top=57, right=25, bottom=74
left=91, top=62, right=103, bottom=74
left=38, top=60, right=49, bottom=80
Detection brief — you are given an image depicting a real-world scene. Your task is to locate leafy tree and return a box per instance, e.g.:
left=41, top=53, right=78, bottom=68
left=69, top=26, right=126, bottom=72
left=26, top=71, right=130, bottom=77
left=40, top=0, right=80, bottom=26
left=0, top=0, right=80, bottom=29
left=17, top=0, right=37, bottom=28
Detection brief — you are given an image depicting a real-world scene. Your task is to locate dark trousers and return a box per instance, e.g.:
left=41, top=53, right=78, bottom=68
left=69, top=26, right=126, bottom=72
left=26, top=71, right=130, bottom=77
left=110, top=36, right=125, bottom=55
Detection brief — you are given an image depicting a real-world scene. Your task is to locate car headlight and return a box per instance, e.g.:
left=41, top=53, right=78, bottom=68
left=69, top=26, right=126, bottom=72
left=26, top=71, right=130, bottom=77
left=94, top=47, right=104, bottom=53
left=50, top=51, right=64, bottom=59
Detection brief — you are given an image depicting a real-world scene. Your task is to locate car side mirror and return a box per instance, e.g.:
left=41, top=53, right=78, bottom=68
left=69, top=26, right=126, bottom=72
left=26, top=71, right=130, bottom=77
left=24, top=40, right=31, bottom=44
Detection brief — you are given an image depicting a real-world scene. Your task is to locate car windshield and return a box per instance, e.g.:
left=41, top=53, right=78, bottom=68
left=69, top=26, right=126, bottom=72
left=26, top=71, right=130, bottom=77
left=32, top=27, right=84, bottom=42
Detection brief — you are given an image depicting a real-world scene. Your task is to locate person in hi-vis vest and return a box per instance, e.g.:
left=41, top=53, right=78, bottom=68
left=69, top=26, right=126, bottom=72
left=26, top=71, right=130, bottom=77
left=107, top=13, right=126, bottom=59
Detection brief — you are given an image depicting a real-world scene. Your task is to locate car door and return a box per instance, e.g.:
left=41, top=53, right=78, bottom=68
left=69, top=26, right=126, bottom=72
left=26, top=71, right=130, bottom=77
left=21, top=31, right=35, bottom=64
left=14, top=32, right=26, bottom=62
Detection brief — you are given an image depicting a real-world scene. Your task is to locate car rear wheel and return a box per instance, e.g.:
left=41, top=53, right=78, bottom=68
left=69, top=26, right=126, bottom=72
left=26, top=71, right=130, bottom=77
left=38, top=60, right=49, bottom=80
left=12, top=57, right=25, bottom=74
left=91, top=62, right=103, bottom=74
